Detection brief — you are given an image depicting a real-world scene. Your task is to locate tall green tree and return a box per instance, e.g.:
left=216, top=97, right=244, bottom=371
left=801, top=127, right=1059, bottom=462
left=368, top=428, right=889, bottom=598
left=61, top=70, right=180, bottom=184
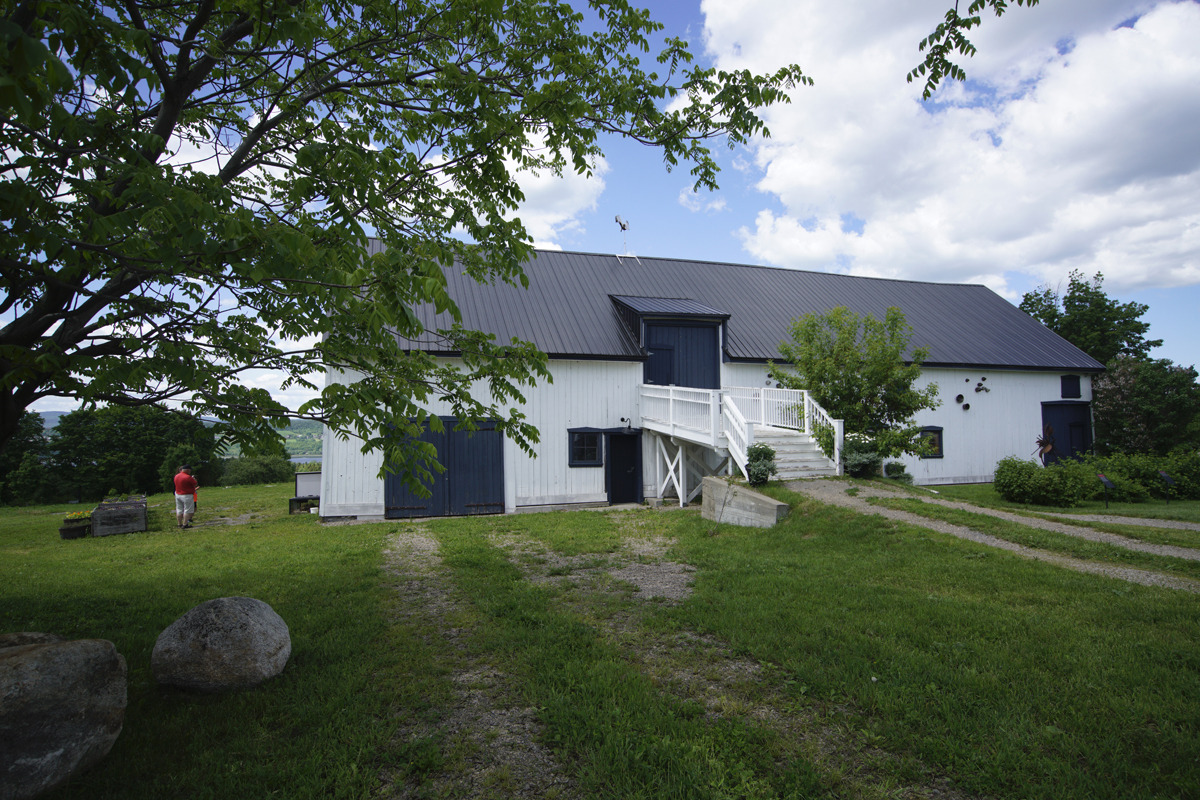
left=49, top=406, right=218, bottom=500
left=0, top=0, right=1040, bottom=486
left=1092, top=356, right=1200, bottom=456
left=1019, top=271, right=1162, bottom=365
left=768, top=307, right=940, bottom=456
left=0, top=0, right=813, bottom=486
left=0, top=410, right=45, bottom=503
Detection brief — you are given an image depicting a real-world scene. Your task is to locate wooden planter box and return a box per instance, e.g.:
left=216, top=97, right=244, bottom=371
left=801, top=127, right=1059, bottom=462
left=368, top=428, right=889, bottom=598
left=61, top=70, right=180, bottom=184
left=91, top=501, right=148, bottom=536
left=59, top=523, right=90, bottom=539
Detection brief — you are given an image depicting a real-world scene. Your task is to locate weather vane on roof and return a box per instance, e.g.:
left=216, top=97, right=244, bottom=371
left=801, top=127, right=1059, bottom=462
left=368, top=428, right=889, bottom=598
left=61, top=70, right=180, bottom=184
left=614, top=215, right=638, bottom=264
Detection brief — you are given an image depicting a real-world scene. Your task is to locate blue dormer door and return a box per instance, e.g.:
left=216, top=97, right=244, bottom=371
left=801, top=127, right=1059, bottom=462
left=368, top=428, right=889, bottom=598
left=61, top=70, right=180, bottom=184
left=644, top=324, right=719, bottom=389
left=645, top=344, right=674, bottom=385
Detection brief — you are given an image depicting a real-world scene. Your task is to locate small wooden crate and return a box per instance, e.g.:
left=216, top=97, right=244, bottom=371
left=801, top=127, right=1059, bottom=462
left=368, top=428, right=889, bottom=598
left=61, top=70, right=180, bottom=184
left=91, top=501, right=148, bottom=536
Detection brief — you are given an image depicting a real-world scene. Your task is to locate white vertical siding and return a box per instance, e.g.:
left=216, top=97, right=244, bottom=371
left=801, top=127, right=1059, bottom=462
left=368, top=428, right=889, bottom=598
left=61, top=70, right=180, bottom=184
left=323, top=359, right=1094, bottom=509
left=320, top=368, right=386, bottom=516
left=899, top=368, right=1092, bottom=485
left=322, top=359, right=643, bottom=512
left=718, top=362, right=1092, bottom=486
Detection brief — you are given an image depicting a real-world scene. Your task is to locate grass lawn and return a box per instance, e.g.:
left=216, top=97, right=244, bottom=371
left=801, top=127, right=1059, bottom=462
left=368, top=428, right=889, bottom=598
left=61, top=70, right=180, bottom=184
left=1, top=485, right=429, bottom=799
left=4, top=482, right=1199, bottom=799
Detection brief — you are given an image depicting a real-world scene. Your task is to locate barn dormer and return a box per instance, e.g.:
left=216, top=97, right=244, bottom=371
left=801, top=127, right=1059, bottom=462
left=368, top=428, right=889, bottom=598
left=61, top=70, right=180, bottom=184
left=609, top=295, right=730, bottom=389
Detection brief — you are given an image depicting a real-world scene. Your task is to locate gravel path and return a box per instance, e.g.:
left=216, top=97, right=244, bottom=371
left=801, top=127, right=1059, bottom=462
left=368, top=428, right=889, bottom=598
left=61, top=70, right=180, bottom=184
left=905, top=494, right=1200, bottom=561
left=787, top=479, right=1200, bottom=593
left=1032, top=511, right=1200, bottom=532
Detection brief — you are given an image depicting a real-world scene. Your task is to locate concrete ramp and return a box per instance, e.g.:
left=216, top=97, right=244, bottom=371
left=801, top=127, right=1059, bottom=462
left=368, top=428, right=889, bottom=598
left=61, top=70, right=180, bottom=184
left=701, top=476, right=789, bottom=528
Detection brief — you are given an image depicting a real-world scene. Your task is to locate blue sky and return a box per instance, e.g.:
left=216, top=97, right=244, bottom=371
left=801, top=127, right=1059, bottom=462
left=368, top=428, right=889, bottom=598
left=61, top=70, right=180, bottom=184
left=510, top=0, right=1200, bottom=370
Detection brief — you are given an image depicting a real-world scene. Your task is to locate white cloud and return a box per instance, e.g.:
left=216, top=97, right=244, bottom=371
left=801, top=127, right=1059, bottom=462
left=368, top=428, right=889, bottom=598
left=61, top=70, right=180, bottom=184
left=509, top=140, right=609, bottom=248
left=700, top=0, right=1200, bottom=294
left=678, top=186, right=727, bottom=213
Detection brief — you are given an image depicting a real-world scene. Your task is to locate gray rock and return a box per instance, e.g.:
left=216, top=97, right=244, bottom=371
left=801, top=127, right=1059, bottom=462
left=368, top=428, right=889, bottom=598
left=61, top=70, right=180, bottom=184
left=0, top=635, right=127, bottom=800
left=152, top=597, right=291, bottom=692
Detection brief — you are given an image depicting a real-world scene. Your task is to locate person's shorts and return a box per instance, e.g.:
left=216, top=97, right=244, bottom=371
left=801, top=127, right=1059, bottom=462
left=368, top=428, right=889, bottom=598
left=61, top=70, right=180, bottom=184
left=175, top=493, right=195, bottom=514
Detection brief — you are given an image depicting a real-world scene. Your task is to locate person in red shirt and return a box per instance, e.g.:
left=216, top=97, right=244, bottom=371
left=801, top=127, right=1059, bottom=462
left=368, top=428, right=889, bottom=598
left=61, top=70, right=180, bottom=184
left=173, top=465, right=199, bottom=529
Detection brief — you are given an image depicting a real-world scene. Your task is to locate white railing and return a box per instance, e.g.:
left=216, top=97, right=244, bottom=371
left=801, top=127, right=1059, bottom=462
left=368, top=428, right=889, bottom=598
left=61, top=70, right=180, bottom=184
left=725, top=386, right=807, bottom=431
left=721, top=395, right=752, bottom=475
left=639, top=385, right=721, bottom=445
left=724, top=386, right=844, bottom=473
left=805, top=396, right=843, bottom=471
left=640, top=384, right=844, bottom=477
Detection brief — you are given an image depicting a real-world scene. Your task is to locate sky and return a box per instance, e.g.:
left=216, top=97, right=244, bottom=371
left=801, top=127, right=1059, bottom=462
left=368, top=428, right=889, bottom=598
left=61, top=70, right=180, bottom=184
left=29, top=0, right=1200, bottom=415
left=512, top=0, right=1200, bottom=364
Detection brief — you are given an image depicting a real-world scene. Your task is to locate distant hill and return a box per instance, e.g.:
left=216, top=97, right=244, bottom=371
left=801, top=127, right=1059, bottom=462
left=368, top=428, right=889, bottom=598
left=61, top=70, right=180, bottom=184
left=37, top=411, right=67, bottom=430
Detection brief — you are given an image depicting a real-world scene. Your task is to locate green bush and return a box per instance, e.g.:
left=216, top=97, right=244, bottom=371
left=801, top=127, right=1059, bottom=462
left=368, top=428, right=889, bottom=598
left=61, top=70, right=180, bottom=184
left=993, top=457, right=1094, bottom=507
left=158, top=444, right=223, bottom=492
left=1080, top=451, right=1200, bottom=501
left=220, top=457, right=296, bottom=487
left=842, top=433, right=881, bottom=478
left=883, top=461, right=913, bottom=484
left=746, top=442, right=778, bottom=486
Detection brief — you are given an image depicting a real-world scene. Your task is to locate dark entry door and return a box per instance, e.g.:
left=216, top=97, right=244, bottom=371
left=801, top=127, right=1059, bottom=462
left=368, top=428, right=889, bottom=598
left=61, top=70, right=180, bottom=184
left=385, top=418, right=504, bottom=518
left=643, top=324, right=720, bottom=389
left=645, top=344, right=674, bottom=386
left=606, top=433, right=641, bottom=504
left=1040, top=403, right=1092, bottom=465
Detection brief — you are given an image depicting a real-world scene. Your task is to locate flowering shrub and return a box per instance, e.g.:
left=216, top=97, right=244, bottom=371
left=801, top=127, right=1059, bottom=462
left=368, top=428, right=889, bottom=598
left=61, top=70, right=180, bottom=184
left=746, top=442, right=778, bottom=486
left=843, top=433, right=882, bottom=478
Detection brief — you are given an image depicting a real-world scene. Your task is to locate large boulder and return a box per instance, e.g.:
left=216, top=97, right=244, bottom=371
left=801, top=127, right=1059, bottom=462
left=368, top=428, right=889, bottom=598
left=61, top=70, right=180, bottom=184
left=152, top=597, right=291, bottom=692
left=0, top=633, right=127, bottom=800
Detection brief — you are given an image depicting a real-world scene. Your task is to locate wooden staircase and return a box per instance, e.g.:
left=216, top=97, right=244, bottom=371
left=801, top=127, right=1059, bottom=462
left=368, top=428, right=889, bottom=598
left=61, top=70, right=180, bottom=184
left=752, top=425, right=838, bottom=479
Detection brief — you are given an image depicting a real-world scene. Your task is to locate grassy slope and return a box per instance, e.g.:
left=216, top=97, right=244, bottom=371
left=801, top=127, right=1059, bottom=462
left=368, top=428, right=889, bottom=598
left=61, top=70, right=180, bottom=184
left=1, top=486, right=434, bottom=799
left=668, top=485, right=1200, bottom=800
left=5, top=485, right=1200, bottom=799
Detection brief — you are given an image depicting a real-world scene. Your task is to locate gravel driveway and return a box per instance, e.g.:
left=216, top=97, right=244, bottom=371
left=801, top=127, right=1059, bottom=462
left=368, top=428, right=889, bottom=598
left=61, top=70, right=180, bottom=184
left=786, top=479, right=1200, bottom=593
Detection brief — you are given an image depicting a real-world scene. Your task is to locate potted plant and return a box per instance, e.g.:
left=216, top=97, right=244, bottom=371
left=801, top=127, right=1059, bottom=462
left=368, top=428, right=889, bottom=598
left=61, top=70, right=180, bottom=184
left=59, top=510, right=91, bottom=540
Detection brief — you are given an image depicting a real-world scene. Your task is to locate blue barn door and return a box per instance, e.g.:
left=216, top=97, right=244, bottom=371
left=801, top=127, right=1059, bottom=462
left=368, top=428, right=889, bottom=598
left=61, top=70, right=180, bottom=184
left=385, top=418, right=503, bottom=518
left=644, top=324, right=719, bottom=389
left=1040, top=402, right=1092, bottom=465
left=449, top=420, right=505, bottom=515
left=645, top=344, right=674, bottom=386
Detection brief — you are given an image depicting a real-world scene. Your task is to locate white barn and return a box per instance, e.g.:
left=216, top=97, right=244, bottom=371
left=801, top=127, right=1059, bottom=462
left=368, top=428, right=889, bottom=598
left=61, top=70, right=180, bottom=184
left=320, top=250, right=1102, bottom=520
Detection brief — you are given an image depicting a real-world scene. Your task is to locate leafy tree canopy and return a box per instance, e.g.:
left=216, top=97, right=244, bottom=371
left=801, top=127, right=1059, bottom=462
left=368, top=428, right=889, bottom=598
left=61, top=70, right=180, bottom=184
left=1019, top=271, right=1162, bottom=366
left=768, top=307, right=940, bottom=457
left=908, top=0, right=1041, bottom=99
left=0, top=0, right=1036, bottom=485
left=49, top=405, right=218, bottom=499
left=1093, top=356, right=1200, bottom=457
left=0, top=0, right=811, bottom=483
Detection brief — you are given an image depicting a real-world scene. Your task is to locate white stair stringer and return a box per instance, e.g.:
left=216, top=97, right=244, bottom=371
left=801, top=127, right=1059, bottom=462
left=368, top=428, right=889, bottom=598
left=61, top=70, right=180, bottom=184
left=751, top=425, right=838, bottom=479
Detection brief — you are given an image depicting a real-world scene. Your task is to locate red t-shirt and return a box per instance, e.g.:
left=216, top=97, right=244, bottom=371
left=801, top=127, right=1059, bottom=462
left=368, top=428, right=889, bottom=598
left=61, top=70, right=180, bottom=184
left=174, top=472, right=199, bottom=495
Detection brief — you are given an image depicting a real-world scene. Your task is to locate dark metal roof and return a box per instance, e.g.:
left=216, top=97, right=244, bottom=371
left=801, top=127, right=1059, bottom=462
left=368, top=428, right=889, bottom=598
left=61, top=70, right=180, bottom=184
left=610, top=295, right=730, bottom=318
left=398, top=248, right=1105, bottom=371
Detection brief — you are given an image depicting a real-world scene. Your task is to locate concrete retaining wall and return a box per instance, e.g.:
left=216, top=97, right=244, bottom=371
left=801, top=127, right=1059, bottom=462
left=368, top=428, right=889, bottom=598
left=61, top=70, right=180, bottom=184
left=701, top=476, right=789, bottom=528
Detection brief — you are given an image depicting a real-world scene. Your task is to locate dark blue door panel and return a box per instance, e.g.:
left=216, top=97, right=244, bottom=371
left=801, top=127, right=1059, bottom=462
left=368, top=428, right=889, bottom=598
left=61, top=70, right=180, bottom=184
left=449, top=421, right=505, bottom=515
left=1040, top=403, right=1092, bottom=465
left=385, top=418, right=503, bottom=518
left=644, top=324, right=719, bottom=389
left=645, top=344, right=674, bottom=385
